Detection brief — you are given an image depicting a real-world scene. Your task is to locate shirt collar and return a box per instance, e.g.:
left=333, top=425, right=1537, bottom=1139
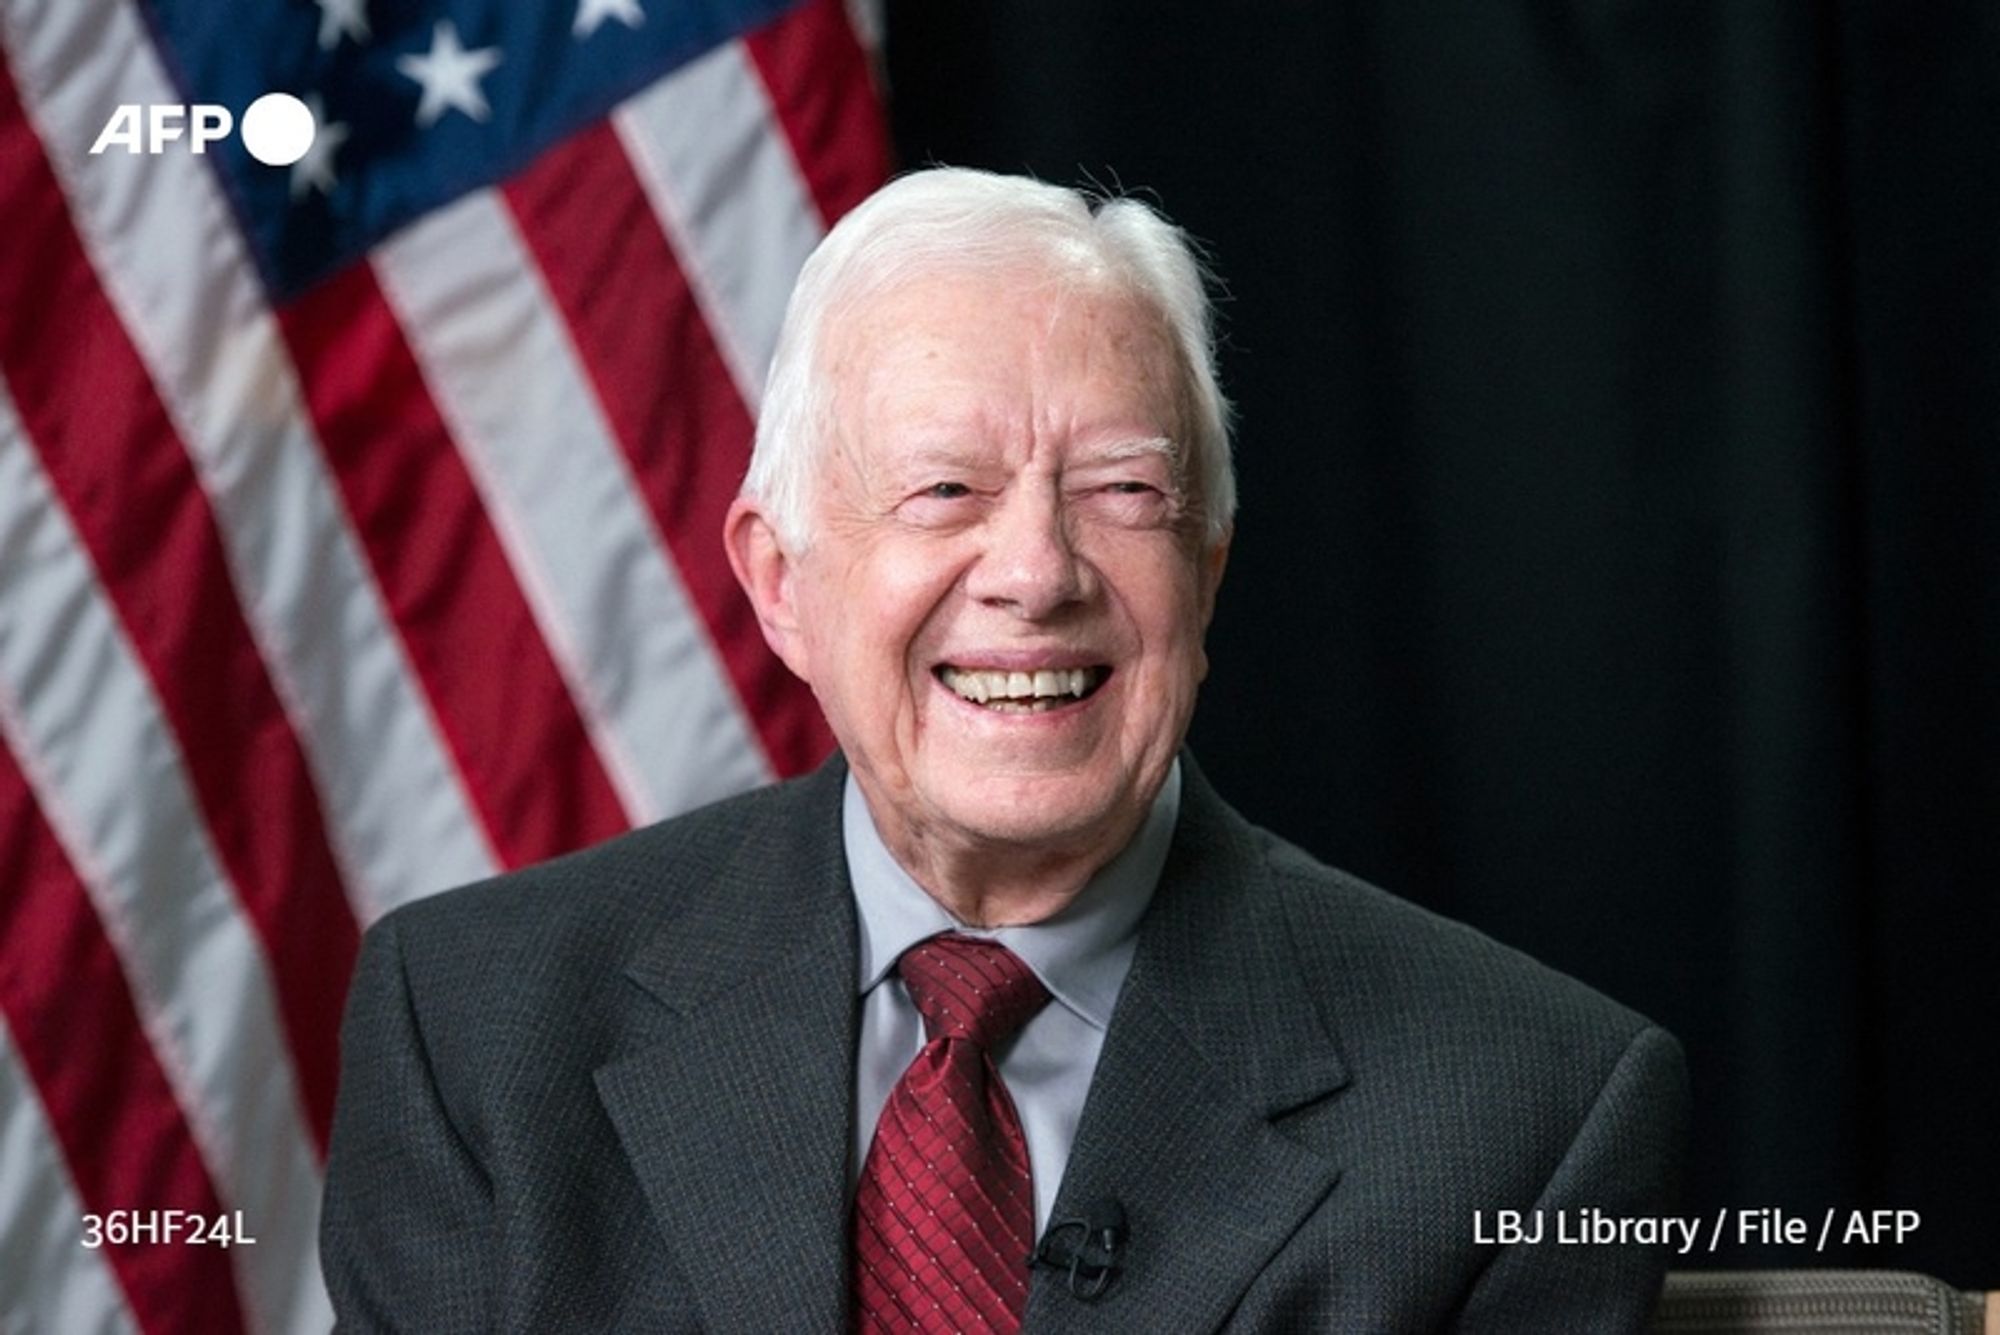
left=843, top=760, right=1180, bottom=1031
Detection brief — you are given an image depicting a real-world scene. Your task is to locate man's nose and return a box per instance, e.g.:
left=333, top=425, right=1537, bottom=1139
left=966, top=490, right=1089, bottom=619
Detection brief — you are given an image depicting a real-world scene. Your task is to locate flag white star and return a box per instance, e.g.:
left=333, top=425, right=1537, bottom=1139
left=315, top=0, right=369, bottom=52
left=290, top=97, right=349, bottom=201
left=395, top=20, right=503, bottom=128
left=573, top=0, right=645, bottom=38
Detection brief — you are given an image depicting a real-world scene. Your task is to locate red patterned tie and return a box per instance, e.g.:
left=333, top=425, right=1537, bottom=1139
left=853, top=933, right=1051, bottom=1333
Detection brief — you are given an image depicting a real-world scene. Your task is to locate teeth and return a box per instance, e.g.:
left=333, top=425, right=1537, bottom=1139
left=940, top=665, right=1102, bottom=707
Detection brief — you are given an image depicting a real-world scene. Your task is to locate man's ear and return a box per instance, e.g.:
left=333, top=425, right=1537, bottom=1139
left=724, top=497, right=812, bottom=683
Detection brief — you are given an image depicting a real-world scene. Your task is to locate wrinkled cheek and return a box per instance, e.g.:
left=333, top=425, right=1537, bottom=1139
left=895, top=683, right=925, bottom=751
left=1123, top=669, right=1195, bottom=762
left=1166, top=650, right=1209, bottom=740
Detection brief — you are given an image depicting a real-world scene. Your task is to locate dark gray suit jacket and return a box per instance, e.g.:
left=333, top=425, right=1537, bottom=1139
left=322, top=756, right=1687, bottom=1332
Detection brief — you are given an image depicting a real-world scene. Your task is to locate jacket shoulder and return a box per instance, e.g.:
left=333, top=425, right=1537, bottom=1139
left=381, top=771, right=819, bottom=959
left=1206, top=818, right=1687, bottom=1332
left=1251, top=822, right=1669, bottom=1090
left=351, top=768, right=841, bottom=1072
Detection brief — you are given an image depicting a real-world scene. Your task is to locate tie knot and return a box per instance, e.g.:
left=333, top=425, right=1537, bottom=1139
left=897, top=934, right=1049, bottom=1048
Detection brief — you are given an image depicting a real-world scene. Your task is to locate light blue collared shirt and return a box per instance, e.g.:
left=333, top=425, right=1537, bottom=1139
left=843, top=762, right=1180, bottom=1232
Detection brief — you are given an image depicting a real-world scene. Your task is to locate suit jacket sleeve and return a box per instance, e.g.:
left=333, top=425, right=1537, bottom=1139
left=1450, top=1022, right=1690, bottom=1332
left=321, top=911, right=495, bottom=1332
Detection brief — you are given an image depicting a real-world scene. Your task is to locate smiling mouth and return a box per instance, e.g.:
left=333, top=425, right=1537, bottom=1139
left=935, top=665, right=1110, bottom=713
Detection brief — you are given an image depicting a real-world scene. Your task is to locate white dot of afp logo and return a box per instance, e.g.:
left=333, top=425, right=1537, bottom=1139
left=241, top=93, right=316, bottom=167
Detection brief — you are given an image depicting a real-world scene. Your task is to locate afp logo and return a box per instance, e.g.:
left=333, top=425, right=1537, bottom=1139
left=90, top=92, right=317, bottom=166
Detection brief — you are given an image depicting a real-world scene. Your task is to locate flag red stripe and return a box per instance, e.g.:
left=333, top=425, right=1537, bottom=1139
left=0, top=742, right=249, bottom=1335
left=502, top=125, right=835, bottom=778
left=277, top=263, right=635, bottom=865
left=744, top=0, right=894, bottom=227
left=0, top=60, right=355, bottom=1155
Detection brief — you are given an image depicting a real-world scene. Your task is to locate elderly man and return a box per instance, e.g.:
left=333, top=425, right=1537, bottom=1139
left=323, top=168, right=1687, bottom=1332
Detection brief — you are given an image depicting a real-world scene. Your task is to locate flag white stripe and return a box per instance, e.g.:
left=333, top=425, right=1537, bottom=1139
left=845, top=0, right=886, bottom=58
left=0, top=391, right=329, bottom=1335
left=0, top=0, right=500, bottom=922
left=613, top=37, right=826, bottom=409
left=0, top=1027, right=138, bottom=1335
left=373, top=193, right=771, bottom=827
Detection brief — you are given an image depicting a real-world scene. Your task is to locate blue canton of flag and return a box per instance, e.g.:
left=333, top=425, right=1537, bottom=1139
left=150, top=0, right=805, bottom=297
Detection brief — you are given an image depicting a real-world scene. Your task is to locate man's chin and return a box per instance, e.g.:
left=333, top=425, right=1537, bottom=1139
left=929, top=773, right=1141, bottom=854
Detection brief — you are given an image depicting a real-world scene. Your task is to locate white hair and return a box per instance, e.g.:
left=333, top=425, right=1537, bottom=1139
left=744, top=167, right=1235, bottom=548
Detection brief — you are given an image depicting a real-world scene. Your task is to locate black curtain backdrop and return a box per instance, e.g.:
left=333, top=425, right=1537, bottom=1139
left=881, top=1, right=1999, bottom=1286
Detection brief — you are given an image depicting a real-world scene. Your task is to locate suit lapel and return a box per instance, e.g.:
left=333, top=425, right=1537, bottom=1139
left=593, top=763, right=858, bottom=1334
left=1027, top=762, right=1350, bottom=1334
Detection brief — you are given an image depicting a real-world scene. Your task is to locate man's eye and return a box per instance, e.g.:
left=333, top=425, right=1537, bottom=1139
left=923, top=482, right=971, bottom=500
left=1105, top=481, right=1156, bottom=496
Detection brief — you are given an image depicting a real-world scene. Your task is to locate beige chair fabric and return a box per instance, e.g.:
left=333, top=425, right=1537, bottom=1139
left=1651, top=1270, right=1991, bottom=1334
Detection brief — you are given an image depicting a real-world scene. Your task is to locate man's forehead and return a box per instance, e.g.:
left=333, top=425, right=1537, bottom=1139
left=828, top=285, right=1178, bottom=409
left=814, top=262, right=1189, bottom=474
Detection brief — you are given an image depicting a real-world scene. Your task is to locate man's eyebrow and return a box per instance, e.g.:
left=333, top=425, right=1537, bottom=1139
left=889, top=440, right=989, bottom=471
left=1077, top=436, right=1179, bottom=464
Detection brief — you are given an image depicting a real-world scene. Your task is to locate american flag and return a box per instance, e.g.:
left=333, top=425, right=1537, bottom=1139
left=0, top=0, right=884, bottom=1325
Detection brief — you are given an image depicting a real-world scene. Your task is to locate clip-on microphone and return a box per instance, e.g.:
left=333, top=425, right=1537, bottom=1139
left=1028, top=1197, right=1127, bottom=1300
